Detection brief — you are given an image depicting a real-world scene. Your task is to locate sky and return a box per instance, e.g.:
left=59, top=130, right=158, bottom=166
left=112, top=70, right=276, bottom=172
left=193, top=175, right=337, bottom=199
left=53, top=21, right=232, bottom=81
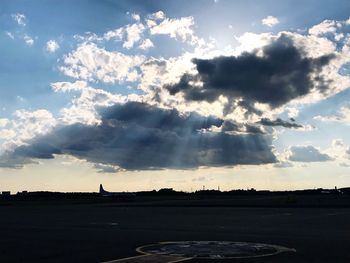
left=1, top=0, right=350, bottom=193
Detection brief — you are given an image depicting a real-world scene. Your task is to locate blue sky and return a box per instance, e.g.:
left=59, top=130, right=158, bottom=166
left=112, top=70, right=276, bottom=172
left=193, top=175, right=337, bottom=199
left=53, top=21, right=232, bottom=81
left=1, top=0, right=350, bottom=192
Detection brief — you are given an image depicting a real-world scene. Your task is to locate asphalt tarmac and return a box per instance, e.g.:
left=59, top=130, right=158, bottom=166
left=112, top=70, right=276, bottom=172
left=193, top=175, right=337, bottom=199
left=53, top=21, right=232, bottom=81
left=0, top=197, right=349, bottom=262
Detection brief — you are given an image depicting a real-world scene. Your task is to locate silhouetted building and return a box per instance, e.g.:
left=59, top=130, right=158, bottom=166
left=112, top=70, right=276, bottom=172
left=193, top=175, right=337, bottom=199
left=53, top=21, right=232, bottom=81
left=1, top=191, right=11, bottom=196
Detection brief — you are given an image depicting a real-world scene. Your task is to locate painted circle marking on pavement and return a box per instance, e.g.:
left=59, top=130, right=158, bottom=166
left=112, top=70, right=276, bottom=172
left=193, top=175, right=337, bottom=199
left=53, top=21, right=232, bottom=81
left=136, top=241, right=296, bottom=259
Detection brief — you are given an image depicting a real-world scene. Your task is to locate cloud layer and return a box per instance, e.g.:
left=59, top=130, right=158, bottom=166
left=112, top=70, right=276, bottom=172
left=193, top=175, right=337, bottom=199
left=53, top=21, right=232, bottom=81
left=2, top=102, right=276, bottom=170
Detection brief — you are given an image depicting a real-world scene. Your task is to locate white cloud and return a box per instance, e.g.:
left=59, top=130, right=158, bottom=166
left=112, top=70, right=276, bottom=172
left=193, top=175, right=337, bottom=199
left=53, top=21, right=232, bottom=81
left=234, top=32, right=275, bottom=54
left=149, top=16, right=195, bottom=42
left=322, top=139, right=350, bottom=164
left=285, top=107, right=299, bottom=118
left=309, top=20, right=337, bottom=36
left=74, top=32, right=104, bottom=43
left=103, top=22, right=145, bottom=48
left=138, top=38, right=154, bottom=50
left=261, top=16, right=279, bottom=27
left=24, top=35, right=34, bottom=46
left=60, top=43, right=145, bottom=83
left=131, top=13, right=140, bottom=22
left=0, top=118, right=9, bottom=128
left=146, top=19, right=157, bottom=28
left=103, top=28, right=124, bottom=41
left=139, top=54, right=197, bottom=94
left=5, top=31, right=14, bottom=39
left=16, top=96, right=25, bottom=103
left=11, top=13, right=26, bottom=26
left=85, top=11, right=202, bottom=51
left=0, top=109, right=57, bottom=154
left=148, top=11, right=165, bottom=21
left=52, top=81, right=127, bottom=125
left=46, top=40, right=60, bottom=53
left=51, top=80, right=88, bottom=92
left=123, top=23, right=145, bottom=49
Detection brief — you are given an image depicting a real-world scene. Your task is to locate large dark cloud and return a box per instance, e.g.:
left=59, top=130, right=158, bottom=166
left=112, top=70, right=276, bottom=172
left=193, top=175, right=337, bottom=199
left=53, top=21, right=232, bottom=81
left=100, top=102, right=223, bottom=135
left=166, top=34, right=334, bottom=111
left=5, top=102, right=276, bottom=170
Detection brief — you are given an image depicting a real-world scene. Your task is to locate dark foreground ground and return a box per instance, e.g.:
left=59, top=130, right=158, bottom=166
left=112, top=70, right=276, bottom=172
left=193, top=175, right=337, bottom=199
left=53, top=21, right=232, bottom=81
left=0, top=195, right=350, bottom=263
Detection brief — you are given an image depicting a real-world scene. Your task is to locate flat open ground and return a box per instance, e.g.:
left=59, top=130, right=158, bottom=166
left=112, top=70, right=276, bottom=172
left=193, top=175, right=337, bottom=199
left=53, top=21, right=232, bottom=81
left=0, top=195, right=349, bottom=262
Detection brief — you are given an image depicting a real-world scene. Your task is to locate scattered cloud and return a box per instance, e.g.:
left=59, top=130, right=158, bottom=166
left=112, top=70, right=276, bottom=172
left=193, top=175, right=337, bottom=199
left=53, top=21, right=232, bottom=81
left=149, top=11, right=166, bottom=20
left=288, top=145, right=333, bottom=162
left=123, top=23, right=145, bottom=49
left=131, top=13, right=141, bottom=22
left=46, top=40, right=60, bottom=53
left=315, top=105, right=350, bottom=124
left=139, top=39, right=154, bottom=50
left=323, top=139, right=350, bottom=162
left=51, top=80, right=88, bottom=92
left=149, top=16, right=195, bottom=43
left=103, top=28, right=124, bottom=41
left=24, top=35, right=34, bottom=46
left=11, top=13, right=26, bottom=26
left=261, top=15, right=279, bottom=27
left=5, top=31, right=14, bottom=39
left=60, top=43, right=145, bottom=83
left=258, top=118, right=303, bottom=128
left=309, top=20, right=337, bottom=36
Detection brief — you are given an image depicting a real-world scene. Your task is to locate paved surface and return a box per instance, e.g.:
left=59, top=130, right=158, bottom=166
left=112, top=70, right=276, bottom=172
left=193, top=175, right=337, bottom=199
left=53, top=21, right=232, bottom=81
left=103, top=254, right=190, bottom=263
left=0, top=198, right=350, bottom=262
